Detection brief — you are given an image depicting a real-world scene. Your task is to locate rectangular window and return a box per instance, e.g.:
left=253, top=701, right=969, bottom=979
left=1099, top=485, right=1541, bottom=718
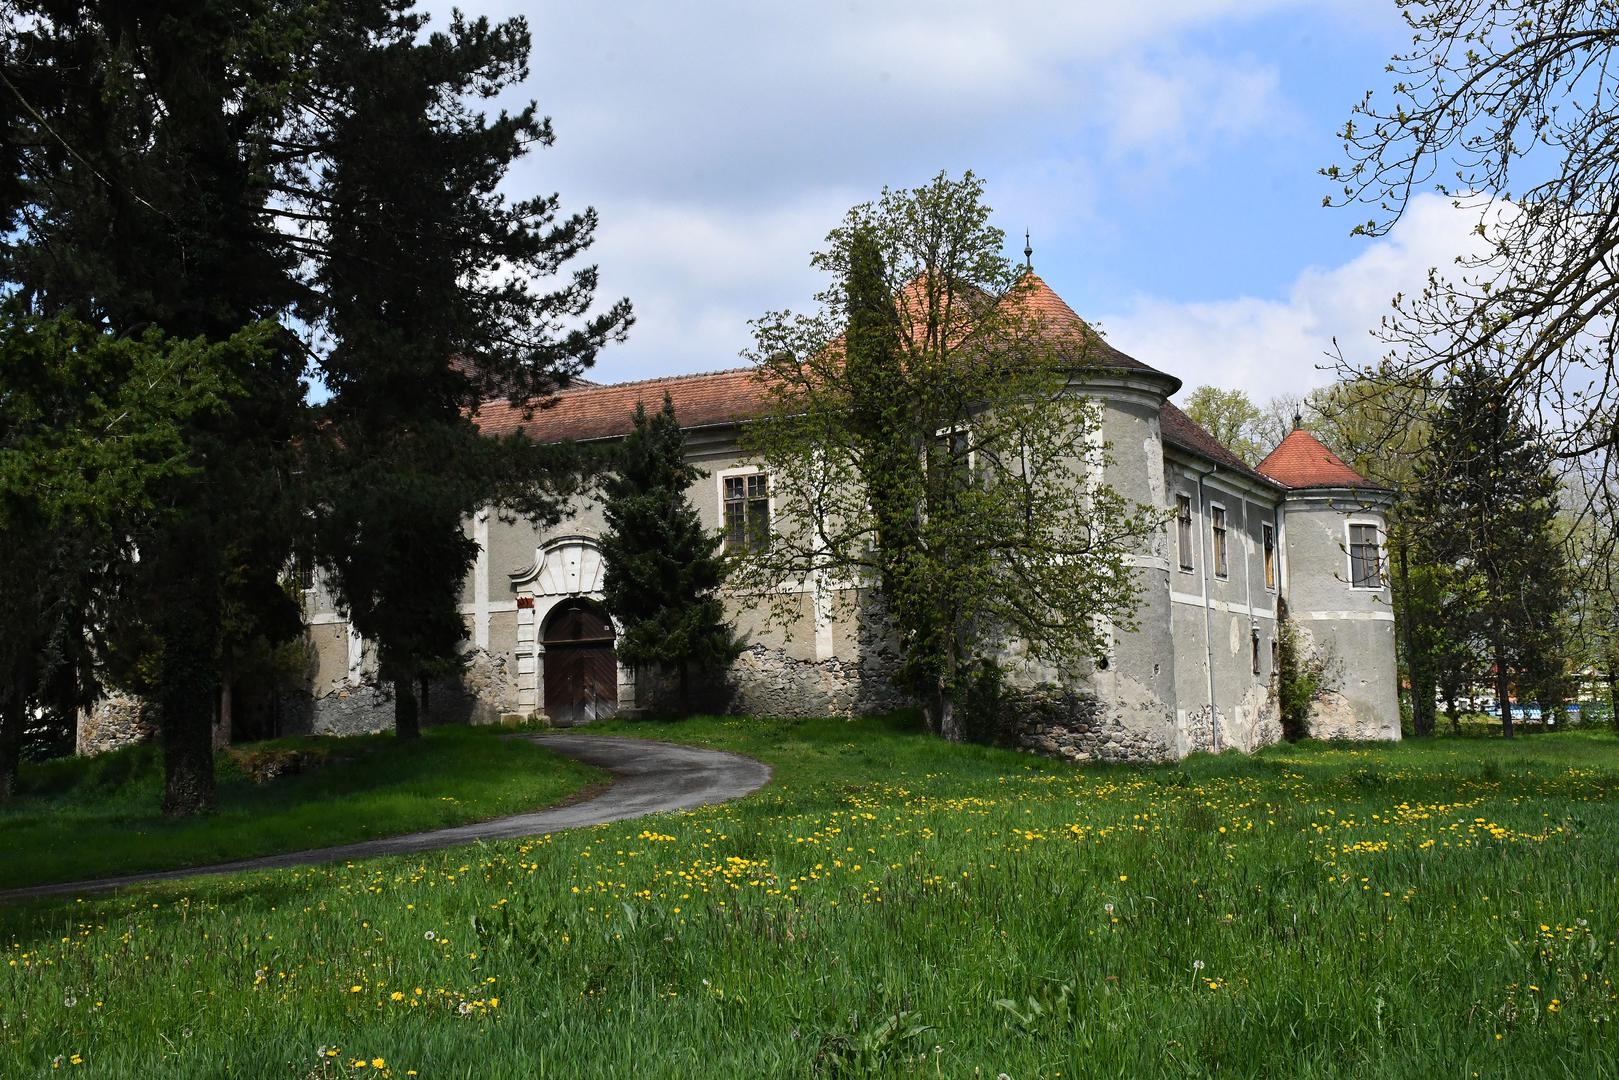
left=1349, top=523, right=1382, bottom=588
left=932, top=427, right=973, bottom=494
left=1262, top=522, right=1276, bottom=590
left=295, top=552, right=315, bottom=592
left=1175, top=494, right=1194, bottom=571
left=1251, top=628, right=1262, bottom=675
left=724, top=473, right=771, bottom=551
left=1211, top=505, right=1229, bottom=579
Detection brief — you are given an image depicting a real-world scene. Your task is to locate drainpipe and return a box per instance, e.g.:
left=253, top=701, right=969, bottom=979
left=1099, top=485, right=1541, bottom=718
left=1240, top=493, right=1257, bottom=751
left=1194, top=463, right=1219, bottom=751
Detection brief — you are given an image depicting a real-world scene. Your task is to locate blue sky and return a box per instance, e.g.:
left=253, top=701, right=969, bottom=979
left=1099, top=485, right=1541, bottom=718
left=430, top=1, right=1485, bottom=405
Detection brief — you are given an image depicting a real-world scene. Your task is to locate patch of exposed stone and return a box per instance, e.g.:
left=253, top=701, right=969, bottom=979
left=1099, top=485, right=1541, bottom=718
left=994, top=684, right=1177, bottom=764
left=75, top=693, right=154, bottom=756
left=1308, top=690, right=1395, bottom=741
left=727, top=643, right=911, bottom=718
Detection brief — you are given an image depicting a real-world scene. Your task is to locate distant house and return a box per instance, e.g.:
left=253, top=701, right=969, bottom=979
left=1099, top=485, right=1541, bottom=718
left=282, top=273, right=1401, bottom=761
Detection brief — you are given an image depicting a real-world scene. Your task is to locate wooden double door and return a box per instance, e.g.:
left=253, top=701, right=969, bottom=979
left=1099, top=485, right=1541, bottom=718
left=542, top=598, right=618, bottom=725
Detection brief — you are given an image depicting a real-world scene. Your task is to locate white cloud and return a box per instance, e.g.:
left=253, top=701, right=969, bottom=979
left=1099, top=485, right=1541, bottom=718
left=1098, top=53, right=1291, bottom=165
left=581, top=191, right=858, bottom=378
left=1095, top=193, right=1493, bottom=402
left=407, top=0, right=1397, bottom=383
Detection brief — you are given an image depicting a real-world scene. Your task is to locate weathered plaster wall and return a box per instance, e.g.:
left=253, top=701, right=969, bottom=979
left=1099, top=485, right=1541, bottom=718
left=1281, top=493, right=1400, bottom=741
left=1161, top=457, right=1284, bottom=758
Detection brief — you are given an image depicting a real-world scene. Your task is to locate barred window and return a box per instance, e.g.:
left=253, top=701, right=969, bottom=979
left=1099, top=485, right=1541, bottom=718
left=1176, top=494, right=1194, bottom=571
left=1350, top=523, right=1382, bottom=588
left=1211, top=505, right=1229, bottom=579
left=724, top=474, right=770, bottom=551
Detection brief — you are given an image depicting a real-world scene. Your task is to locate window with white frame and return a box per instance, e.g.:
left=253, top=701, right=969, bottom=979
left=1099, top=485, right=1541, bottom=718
left=1262, top=521, right=1276, bottom=590
left=1210, top=504, right=1229, bottom=579
left=1175, top=494, right=1194, bottom=571
left=724, top=473, right=770, bottom=551
left=931, top=426, right=973, bottom=494
left=1349, top=522, right=1383, bottom=589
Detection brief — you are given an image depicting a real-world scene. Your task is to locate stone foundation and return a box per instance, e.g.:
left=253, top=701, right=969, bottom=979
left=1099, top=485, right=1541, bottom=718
left=968, top=681, right=1178, bottom=764
left=1307, top=689, right=1398, bottom=741
left=726, top=643, right=911, bottom=718
left=288, top=649, right=523, bottom=736
left=1008, top=686, right=1174, bottom=763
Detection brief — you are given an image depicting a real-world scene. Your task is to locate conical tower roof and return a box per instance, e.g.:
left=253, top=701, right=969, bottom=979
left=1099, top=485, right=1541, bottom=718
left=1257, top=428, right=1381, bottom=489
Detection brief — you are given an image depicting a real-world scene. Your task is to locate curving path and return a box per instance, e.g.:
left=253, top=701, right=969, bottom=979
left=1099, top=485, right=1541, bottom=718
left=0, top=734, right=771, bottom=905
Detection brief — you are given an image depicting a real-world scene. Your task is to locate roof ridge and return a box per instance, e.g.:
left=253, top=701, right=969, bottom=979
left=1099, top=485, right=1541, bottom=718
left=484, top=365, right=758, bottom=409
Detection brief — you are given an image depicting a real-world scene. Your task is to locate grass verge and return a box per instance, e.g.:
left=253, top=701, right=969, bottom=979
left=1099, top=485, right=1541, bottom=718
left=2, top=715, right=1617, bottom=1077
left=0, top=725, right=604, bottom=890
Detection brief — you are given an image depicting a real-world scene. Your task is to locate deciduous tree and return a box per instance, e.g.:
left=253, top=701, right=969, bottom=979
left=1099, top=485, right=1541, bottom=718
left=1182, top=386, right=1265, bottom=465
left=738, top=173, right=1161, bottom=740
left=1329, top=0, right=1619, bottom=544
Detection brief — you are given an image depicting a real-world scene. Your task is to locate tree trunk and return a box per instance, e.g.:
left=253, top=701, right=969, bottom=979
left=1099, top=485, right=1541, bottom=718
left=158, top=549, right=220, bottom=816
left=394, top=675, right=420, bottom=740
left=1609, top=665, right=1617, bottom=735
left=212, top=673, right=232, bottom=751
left=1397, top=539, right=1434, bottom=736
left=678, top=662, right=690, bottom=716
left=0, top=685, right=22, bottom=802
left=1495, top=639, right=1513, bottom=739
left=1442, top=690, right=1460, bottom=735
left=928, top=680, right=964, bottom=743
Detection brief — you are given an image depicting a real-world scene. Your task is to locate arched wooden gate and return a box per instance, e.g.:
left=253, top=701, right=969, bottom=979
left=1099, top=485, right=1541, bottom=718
left=541, top=598, right=617, bottom=725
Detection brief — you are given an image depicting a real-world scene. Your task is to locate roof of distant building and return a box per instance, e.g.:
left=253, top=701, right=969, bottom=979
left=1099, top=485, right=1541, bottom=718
left=1159, top=402, right=1281, bottom=488
left=473, top=367, right=771, bottom=443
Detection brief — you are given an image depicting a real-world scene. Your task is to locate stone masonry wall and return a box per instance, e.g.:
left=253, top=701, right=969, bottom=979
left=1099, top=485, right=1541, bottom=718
left=999, top=683, right=1178, bottom=764
left=727, top=642, right=912, bottom=717
left=75, top=692, right=155, bottom=756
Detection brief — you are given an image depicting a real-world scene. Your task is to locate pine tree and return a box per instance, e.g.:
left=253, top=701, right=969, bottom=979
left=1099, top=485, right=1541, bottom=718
left=1413, top=363, right=1570, bottom=737
left=599, top=396, right=741, bottom=713
left=3, top=3, right=311, bottom=812
left=306, top=6, right=631, bottom=737
left=0, top=310, right=274, bottom=799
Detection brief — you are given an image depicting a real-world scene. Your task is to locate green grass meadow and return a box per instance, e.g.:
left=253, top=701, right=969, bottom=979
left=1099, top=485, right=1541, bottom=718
left=2, top=716, right=1616, bottom=1077
left=0, top=726, right=604, bottom=889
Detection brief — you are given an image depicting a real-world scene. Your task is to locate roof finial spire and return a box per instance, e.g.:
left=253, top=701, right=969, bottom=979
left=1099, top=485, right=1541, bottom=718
left=1023, top=229, right=1033, bottom=270
left=1293, top=409, right=1303, bottom=431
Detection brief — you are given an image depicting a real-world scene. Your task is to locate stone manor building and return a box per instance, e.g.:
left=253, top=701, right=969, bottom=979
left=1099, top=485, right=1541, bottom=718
left=287, top=274, right=1401, bottom=763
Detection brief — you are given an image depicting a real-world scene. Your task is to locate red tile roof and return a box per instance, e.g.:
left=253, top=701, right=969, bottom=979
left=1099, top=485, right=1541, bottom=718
left=1013, top=273, right=1161, bottom=374
left=474, top=274, right=1164, bottom=444
left=473, top=367, right=775, bottom=443
left=1256, top=428, right=1381, bottom=489
left=1159, top=402, right=1280, bottom=487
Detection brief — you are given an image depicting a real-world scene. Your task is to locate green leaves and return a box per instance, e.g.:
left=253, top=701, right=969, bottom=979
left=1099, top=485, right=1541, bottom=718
left=737, top=174, right=1161, bottom=733
left=599, top=395, right=742, bottom=709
